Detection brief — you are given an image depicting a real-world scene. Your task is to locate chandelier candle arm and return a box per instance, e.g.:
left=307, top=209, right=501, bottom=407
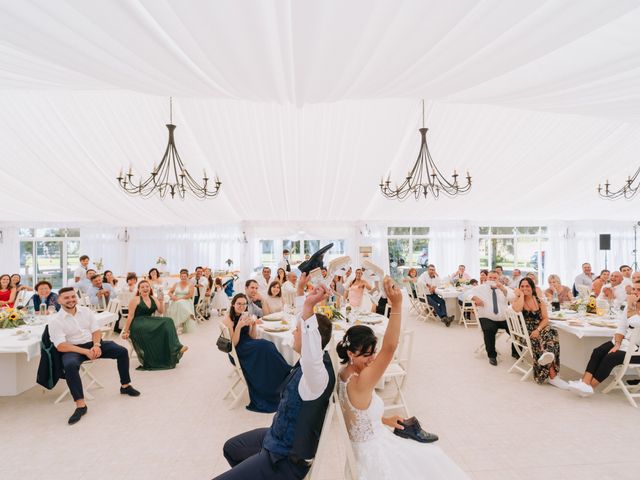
left=380, top=101, right=472, bottom=201
left=116, top=98, right=221, bottom=200
left=598, top=165, right=640, bottom=200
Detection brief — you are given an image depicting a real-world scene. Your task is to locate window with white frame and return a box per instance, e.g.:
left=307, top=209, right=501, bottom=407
left=258, top=239, right=345, bottom=268
left=478, top=226, right=548, bottom=284
left=387, top=227, right=430, bottom=281
left=19, top=228, right=81, bottom=289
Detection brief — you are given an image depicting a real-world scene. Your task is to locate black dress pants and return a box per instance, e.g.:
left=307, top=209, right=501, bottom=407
left=479, top=318, right=517, bottom=359
left=213, top=428, right=308, bottom=480
left=586, top=341, right=640, bottom=383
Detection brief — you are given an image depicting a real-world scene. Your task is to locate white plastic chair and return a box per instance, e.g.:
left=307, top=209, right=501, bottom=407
left=54, top=361, right=104, bottom=404
left=602, top=328, right=640, bottom=407
left=458, top=299, right=479, bottom=328
left=219, top=323, right=248, bottom=409
left=505, top=308, right=534, bottom=381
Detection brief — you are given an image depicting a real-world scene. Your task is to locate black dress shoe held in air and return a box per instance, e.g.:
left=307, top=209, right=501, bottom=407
left=393, top=416, right=439, bottom=443
left=298, top=243, right=334, bottom=275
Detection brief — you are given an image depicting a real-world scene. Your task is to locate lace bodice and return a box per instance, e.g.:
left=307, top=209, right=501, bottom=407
left=338, top=373, right=385, bottom=443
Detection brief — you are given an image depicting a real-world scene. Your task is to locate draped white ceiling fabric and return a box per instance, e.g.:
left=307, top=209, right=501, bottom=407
left=1, top=0, right=639, bottom=225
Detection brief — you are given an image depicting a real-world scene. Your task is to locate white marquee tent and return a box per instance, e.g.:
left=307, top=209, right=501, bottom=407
left=1, top=0, right=639, bottom=277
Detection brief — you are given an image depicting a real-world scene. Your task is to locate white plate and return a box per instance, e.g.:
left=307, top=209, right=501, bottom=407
left=262, top=312, right=285, bottom=321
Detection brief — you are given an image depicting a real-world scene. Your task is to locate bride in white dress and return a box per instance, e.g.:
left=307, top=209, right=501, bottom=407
left=336, top=277, right=468, bottom=480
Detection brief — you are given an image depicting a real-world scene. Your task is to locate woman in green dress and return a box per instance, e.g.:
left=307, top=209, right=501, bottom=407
left=121, top=280, right=188, bottom=370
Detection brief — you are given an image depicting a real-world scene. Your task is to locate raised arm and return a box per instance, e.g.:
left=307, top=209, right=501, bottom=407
left=352, top=278, right=402, bottom=393
left=511, top=288, right=524, bottom=312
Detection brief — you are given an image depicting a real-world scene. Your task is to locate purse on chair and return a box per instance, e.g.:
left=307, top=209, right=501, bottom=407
left=216, top=334, right=232, bottom=353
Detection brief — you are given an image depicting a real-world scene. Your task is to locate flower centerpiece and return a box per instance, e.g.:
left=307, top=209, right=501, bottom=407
left=314, top=305, right=344, bottom=322
left=454, top=278, right=469, bottom=288
left=156, top=256, right=167, bottom=275
left=0, top=308, right=26, bottom=329
left=570, top=295, right=598, bottom=314
left=93, top=257, right=104, bottom=274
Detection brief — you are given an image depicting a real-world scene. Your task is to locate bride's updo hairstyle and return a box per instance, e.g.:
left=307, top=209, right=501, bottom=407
left=336, top=325, right=378, bottom=364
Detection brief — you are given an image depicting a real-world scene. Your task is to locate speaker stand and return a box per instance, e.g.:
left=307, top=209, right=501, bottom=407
left=604, top=250, right=608, bottom=270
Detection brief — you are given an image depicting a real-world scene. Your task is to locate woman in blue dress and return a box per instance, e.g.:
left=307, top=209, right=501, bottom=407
left=222, top=293, right=291, bottom=413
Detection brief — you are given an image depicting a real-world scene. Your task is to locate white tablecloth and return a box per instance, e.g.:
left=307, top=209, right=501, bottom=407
left=549, top=313, right=615, bottom=372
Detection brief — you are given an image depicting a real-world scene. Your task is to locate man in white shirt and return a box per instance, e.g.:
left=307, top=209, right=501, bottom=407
left=87, top=274, right=117, bottom=311
left=574, top=262, right=595, bottom=292
left=418, top=264, right=453, bottom=326
left=216, top=273, right=335, bottom=479
left=244, top=279, right=264, bottom=318
left=509, top=269, right=523, bottom=289
left=49, top=287, right=140, bottom=425
left=449, top=265, right=470, bottom=283
left=598, top=271, right=627, bottom=307
left=73, top=255, right=90, bottom=284
left=256, top=267, right=273, bottom=298
left=471, top=270, right=517, bottom=365
left=190, top=266, right=208, bottom=306
left=620, top=265, right=633, bottom=288
left=495, top=266, right=510, bottom=285
left=278, top=249, right=299, bottom=273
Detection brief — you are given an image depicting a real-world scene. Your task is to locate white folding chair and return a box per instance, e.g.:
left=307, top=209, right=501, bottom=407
left=415, top=283, right=438, bottom=322
left=576, top=285, right=591, bottom=299
left=458, top=299, right=479, bottom=328
left=195, top=288, right=209, bottom=323
left=505, top=308, right=534, bottom=381
left=15, top=289, right=31, bottom=308
left=54, top=361, right=104, bottom=404
left=219, top=323, right=248, bottom=409
left=100, top=299, right=121, bottom=339
left=602, top=328, right=640, bottom=407
left=379, top=329, right=413, bottom=417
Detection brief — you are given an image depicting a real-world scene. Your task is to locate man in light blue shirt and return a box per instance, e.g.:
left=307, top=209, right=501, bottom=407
left=87, top=274, right=117, bottom=310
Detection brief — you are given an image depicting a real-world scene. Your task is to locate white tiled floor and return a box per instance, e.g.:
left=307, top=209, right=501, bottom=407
left=1, top=305, right=639, bottom=480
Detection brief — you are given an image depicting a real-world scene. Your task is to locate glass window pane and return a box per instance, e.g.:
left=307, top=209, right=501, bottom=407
left=540, top=226, right=548, bottom=235
left=19, top=228, right=34, bottom=238
left=411, top=227, right=429, bottom=236
left=66, top=241, right=81, bottom=282
left=516, top=236, right=539, bottom=276
left=387, top=227, right=410, bottom=236
left=516, top=226, right=540, bottom=235
left=35, top=228, right=63, bottom=237
left=492, top=227, right=514, bottom=235
left=329, top=240, right=345, bottom=255
left=387, top=238, right=410, bottom=282
left=304, top=240, right=320, bottom=255
left=19, top=241, right=34, bottom=286
left=479, top=227, right=490, bottom=235
left=36, top=241, right=63, bottom=289
left=283, top=240, right=302, bottom=262
left=411, top=239, right=429, bottom=268
left=478, top=238, right=489, bottom=269
left=65, top=228, right=80, bottom=237
left=491, top=238, right=515, bottom=273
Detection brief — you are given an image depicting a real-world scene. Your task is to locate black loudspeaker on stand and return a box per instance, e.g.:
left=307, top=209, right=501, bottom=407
left=600, top=234, right=611, bottom=269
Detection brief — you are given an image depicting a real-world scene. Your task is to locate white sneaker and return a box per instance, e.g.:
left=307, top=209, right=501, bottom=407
left=538, top=351, right=555, bottom=366
left=568, top=380, right=594, bottom=397
left=548, top=376, right=569, bottom=390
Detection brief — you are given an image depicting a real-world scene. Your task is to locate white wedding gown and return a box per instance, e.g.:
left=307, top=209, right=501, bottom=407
left=338, top=374, right=468, bottom=480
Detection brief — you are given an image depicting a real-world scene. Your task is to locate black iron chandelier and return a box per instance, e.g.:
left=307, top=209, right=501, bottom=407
left=380, top=100, right=471, bottom=200
left=117, top=97, right=221, bottom=199
left=598, top=166, right=640, bottom=200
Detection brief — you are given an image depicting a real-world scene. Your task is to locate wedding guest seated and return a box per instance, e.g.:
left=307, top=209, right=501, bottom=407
left=591, top=269, right=610, bottom=297
left=449, top=264, right=470, bottom=283
left=244, top=279, right=264, bottom=317
left=262, top=281, right=284, bottom=315
left=568, top=282, right=640, bottom=397
left=10, top=274, right=32, bottom=294
left=148, top=268, right=164, bottom=291
left=281, top=272, right=297, bottom=308
left=118, top=273, right=139, bottom=309
left=509, top=269, right=523, bottom=288
left=629, top=272, right=640, bottom=295
left=73, top=255, right=90, bottom=283
left=0, top=274, right=16, bottom=307
left=418, top=264, right=453, bottom=326
left=167, top=269, right=196, bottom=332
left=544, top=274, right=573, bottom=303
left=87, top=274, right=117, bottom=310
left=190, top=266, right=207, bottom=306
left=495, top=265, right=509, bottom=285
left=479, top=269, right=488, bottom=284
left=256, top=266, right=272, bottom=298
left=275, top=267, right=287, bottom=285
left=471, top=271, right=517, bottom=365
left=215, top=275, right=334, bottom=478
left=30, top=281, right=60, bottom=313
left=345, top=268, right=373, bottom=309
left=102, top=270, right=118, bottom=288
left=620, top=264, right=633, bottom=287
left=121, top=280, right=188, bottom=370
left=458, top=279, right=478, bottom=306
left=222, top=293, right=291, bottom=413
left=77, top=269, right=96, bottom=295
left=598, top=271, right=626, bottom=306
left=574, top=262, right=595, bottom=295
left=402, top=268, right=419, bottom=298
left=513, top=278, right=567, bottom=388
left=526, top=272, right=544, bottom=297
left=49, top=287, right=140, bottom=425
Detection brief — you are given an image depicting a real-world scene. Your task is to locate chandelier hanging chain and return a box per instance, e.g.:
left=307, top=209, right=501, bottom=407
left=116, top=97, right=221, bottom=200
left=598, top=165, right=640, bottom=200
left=380, top=99, right=471, bottom=201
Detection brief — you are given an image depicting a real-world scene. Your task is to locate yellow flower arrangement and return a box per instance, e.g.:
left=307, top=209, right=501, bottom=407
left=313, top=305, right=344, bottom=321
left=0, top=307, right=26, bottom=329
